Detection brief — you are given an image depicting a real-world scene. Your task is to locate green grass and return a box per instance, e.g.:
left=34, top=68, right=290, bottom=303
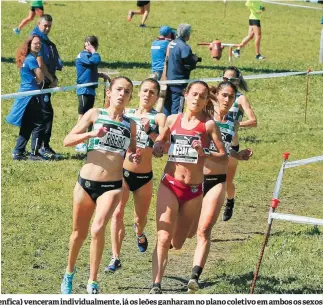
left=1, top=1, right=323, bottom=294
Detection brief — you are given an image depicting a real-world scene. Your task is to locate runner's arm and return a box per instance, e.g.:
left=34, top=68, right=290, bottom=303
left=206, top=120, right=228, bottom=162
left=63, top=108, right=101, bottom=146
left=238, top=95, right=257, bottom=128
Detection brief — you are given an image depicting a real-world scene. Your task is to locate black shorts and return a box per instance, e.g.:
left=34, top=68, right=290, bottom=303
left=31, top=6, right=44, bottom=11
left=137, top=1, right=150, bottom=7
left=249, top=19, right=261, bottom=27
left=203, top=174, right=227, bottom=197
left=123, top=169, right=153, bottom=192
left=78, top=94, right=95, bottom=115
left=231, top=145, right=239, bottom=152
left=78, top=175, right=122, bottom=203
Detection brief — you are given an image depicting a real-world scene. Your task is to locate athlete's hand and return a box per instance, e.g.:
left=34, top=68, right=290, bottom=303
left=238, top=148, right=253, bottom=161
left=192, top=139, right=205, bottom=156
left=153, top=141, right=164, bottom=158
left=141, top=118, right=150, bottom=133
left=91, top=126, right=108, bottom=138
left=129, top=148, right=141, bottom=164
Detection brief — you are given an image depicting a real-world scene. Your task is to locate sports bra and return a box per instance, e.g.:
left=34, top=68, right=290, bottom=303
left=168, top=114, right=210, bottom=164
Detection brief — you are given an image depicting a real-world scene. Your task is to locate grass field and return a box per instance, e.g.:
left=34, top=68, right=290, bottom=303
left=1, top=0, right=323, bottom=294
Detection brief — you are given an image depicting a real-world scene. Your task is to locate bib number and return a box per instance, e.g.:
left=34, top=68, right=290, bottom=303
left=168, top=134, right=200, bottom=164
left=136, top=129, right=149, bottom=148
left=95, top=123, right=131, bottom=154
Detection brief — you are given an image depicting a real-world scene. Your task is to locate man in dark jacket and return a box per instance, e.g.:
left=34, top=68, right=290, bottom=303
left=164, top=23, right=201, bottom=116
left=31, top=14, right=63, bottom=160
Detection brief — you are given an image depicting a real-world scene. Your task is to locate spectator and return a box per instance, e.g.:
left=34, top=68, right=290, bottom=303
left=127, top=1, right=150, bottom=28
left=30, top=14, right=63, bottom=160
left=232, top=0, right=266, bottom=60
left=164, top=23, right=202, bottom=116
left=6, top=35, right=45, bottom=161
left=13, top=0, right=44, bottom=35
left=75, top=36, right=110, bottom=154
left=151, top=25, right=174, bottom=80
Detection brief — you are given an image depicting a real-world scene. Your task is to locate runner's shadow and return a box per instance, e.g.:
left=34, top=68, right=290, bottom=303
left=211, top=237, right=249, bottom=242
left=0, top=57, right=301, bottom=76
left=212, top=272, right=321, bottom=293
left=70, top=153, right=87, bottom=160
left=54, top=153, right=87, bottom=161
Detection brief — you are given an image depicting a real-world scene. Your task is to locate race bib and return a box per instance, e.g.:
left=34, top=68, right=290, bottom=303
left=168, top=134, right=199, bottom=164
left=209, top=131, right=232, bottom=154
left=95, top=123, right=131, bottom=154
left=136, top=129, right=149, bottom=148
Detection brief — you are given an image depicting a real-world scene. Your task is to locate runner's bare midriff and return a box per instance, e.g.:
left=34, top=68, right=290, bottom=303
left=79, top=150, right=124, bottom=181
left=164, top=158, right=205, bottom=185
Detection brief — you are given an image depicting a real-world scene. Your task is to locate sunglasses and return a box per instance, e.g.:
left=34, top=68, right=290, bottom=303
left=223, top=77, right=239, bottom=82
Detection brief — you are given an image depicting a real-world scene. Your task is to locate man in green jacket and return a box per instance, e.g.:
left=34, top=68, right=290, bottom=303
left=233, top=0, right=266, bottom=60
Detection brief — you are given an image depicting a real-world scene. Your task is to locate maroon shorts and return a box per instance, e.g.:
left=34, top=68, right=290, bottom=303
left=161, top=173, right=203, bottom=204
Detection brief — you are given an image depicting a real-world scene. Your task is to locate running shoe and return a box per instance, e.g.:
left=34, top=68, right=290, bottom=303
left=187, top=278, right=199, bottom=294
left=222, top=199, right=235, bottom=221
left=104, top=257, right=121, bottom=273
left=256, top=54, right=267, bottom=60
left=137, top=233, right=148, bottom=252
left=87, top=281, right=99, bottom=294
left=232, top=49, right=240, bottom=58
left=12, top=152, right=29, bottom=161
left=61, top=267, right=76, bottom=294
left=39, top=146, right=61, bottom=160
left=75, top=143, right=87, bottom=154
left=149, top=286, right=162, bottom=294
left=127, top=10, right=134, bottom=21
left=139, top=24, right=146, bottom=28
left=13, top=28, right=21, bottom=35
left=29, top=153, right=47, bottom=161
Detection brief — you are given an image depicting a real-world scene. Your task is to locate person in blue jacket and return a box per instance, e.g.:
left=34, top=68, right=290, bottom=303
left=151, top=25, right=174, bottom=81
left=30, top=14, right=63, bottom=160
left=74, top=36, right=109, bottom=153
left=6, top=35, right=45, bottom=161
left=164, top=24, right=202, bottom=117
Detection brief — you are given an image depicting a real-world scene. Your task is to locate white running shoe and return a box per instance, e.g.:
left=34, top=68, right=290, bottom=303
left=187, top=278, right=199, bottom=294
left=75, top=143, right=87, bottom=154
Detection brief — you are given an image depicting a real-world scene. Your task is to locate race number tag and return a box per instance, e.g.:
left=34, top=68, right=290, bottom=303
left=136, top=129, right=149, bottom=148
left=95, top=123, right=131, bottom=154
left=209, top=130, right=232, bottom=154
left=168, top=134, right=199, bottom=164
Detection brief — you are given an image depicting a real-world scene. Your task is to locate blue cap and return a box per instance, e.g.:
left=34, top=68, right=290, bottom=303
left=159, top=25, right=173, bottom=36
